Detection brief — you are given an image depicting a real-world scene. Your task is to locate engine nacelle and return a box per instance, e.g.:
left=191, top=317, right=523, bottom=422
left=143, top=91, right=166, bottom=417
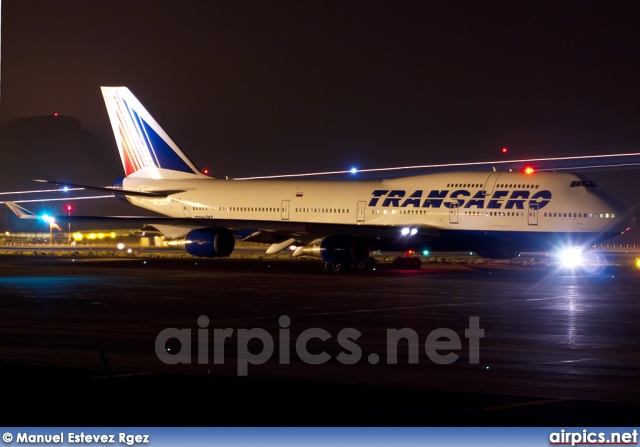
left=294, top=235, right=370, bottom=264
left=169, top=227, right=235, bottom=257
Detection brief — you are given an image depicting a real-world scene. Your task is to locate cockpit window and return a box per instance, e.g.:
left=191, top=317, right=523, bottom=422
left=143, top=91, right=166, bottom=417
left=570, top=180, right=597, bottom=188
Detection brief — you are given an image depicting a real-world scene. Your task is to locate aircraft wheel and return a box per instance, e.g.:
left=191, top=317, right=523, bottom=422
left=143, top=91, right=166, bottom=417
left=409, top=257, right=422, bottom=269
left=321, top=261, right=331, bottom=272
left=331, top=262, right=350, bottom=273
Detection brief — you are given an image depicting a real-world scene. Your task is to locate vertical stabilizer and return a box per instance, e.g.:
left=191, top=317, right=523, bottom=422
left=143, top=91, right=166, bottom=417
left=101, top=86, right=208, bottom=180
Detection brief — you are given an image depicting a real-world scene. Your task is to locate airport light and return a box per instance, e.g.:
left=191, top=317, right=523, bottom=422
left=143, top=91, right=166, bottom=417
left=64, top=204, right=74, bottom=245
left=523, top=166, right=535, bottom=174
left=49, top=220, right=61, bottom=246
left=502, top=147, right=508, bottom=154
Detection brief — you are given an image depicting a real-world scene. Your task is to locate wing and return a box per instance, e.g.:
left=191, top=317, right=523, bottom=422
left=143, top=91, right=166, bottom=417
left=33, top=179, right=186, bottom=198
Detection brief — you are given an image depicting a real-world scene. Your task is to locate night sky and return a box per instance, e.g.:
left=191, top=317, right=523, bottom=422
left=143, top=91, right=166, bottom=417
left=2, top=0, right=640, bottom=215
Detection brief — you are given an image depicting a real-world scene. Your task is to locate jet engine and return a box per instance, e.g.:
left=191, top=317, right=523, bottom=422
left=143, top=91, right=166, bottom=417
left=168, top=227, right=235, bottom=257
left=293, top=235, right=370, bottom=264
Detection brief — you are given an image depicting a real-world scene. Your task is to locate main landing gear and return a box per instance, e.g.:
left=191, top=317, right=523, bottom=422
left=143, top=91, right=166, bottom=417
left=320, top=256, right=377, bottom=273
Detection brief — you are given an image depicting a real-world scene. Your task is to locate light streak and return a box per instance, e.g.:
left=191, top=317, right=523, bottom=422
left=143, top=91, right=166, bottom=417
left=233, top=151, right=640, bottom=180
left=0, top=195, right=114, bottom=205
left=0, top=187, right=84, bottom=196
left=537, top=162, right=640, bottom=172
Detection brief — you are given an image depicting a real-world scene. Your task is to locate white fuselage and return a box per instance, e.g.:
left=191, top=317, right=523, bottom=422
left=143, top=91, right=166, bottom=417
left=119, top=171, right=632, bottom=245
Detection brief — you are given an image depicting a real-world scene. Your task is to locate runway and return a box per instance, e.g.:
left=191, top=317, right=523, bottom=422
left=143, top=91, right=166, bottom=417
left=0, top=253, right=638, bottom=426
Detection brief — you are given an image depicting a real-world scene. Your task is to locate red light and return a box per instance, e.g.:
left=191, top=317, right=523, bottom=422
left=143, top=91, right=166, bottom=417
left=53, top=112, right=59, bottom=117
left=202, top=168, right=209, bottom=175
left=523, top=166, right=535, bottom=174
left=64, top=204, right=74, bottom=212
left=501, top=147, right=508, bottom=153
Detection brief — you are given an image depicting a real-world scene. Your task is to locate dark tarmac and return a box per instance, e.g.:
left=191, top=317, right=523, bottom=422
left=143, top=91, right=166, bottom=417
left=0, top=253, right=639, bottom=426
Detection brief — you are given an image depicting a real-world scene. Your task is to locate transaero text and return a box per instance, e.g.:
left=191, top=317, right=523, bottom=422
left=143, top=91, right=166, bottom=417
left=368, top=189, right=552, bottom=209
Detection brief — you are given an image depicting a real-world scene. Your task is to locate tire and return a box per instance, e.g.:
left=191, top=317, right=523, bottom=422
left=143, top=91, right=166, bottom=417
left=409, top=257, right=422, bottom=269
left=331, top=262, right=351, bottom=273
left=321, top=261, right=331, bottom=272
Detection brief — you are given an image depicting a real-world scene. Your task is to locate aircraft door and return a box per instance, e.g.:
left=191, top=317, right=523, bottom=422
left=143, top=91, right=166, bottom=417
left=483, top=173, right=501, bottom=195
left=281, top=200, right=290, bottom=220
left=449, top=203, right=459, bottom=224
left=356, top=201, right=366, bottom=222
left=528, top=203, right=538, bottom=226
left=182, top=200, right=191, bottom=217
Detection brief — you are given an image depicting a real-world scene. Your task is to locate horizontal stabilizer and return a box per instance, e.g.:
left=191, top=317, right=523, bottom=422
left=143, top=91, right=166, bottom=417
left=4, top=201, right=39, bottom=219
left=33, top=179, right=185, bottom=198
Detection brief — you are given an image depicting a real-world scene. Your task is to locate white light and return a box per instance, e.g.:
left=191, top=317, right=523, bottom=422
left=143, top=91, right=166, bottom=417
left=117, top=243, right=125, bottom=250
left=559, top=247, right=584, bottom=268
left=410, top=228, right=418, bottom=236
left=62, top=186, right=69, bottom=192
left=127, top=248, right=133, bottom=253
left=401, top=228, right=410, bottom=236
left=289, top=245, right=297, bottom=250
left=350, top=167, right=358, bottom=174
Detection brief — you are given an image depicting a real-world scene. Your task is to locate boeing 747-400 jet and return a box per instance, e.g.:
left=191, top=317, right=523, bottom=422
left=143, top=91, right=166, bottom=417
left=6, top=87, right=635, bottom=272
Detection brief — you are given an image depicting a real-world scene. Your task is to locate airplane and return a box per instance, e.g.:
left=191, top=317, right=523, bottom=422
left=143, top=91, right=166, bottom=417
left=5, top=86, right=636, bottom=272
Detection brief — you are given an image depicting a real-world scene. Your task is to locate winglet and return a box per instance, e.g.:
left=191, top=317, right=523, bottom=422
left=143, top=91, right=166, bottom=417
left=4, top=201, right=39, bottom=219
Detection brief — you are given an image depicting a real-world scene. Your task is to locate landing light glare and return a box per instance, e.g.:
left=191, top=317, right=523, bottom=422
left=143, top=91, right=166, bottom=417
left=559, top=247, right=584, bottom=269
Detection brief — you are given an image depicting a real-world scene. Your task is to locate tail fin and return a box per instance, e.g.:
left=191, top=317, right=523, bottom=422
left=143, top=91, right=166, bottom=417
left=101, top=86, right=209, bottom=180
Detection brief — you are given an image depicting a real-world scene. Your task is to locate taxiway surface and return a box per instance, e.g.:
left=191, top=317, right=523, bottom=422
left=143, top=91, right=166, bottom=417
left=0, top=254, right=638, bottom=426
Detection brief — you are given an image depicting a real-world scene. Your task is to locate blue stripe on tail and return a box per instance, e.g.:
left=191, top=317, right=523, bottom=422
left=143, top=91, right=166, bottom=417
left=124, top=98, right=195, bottom=174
